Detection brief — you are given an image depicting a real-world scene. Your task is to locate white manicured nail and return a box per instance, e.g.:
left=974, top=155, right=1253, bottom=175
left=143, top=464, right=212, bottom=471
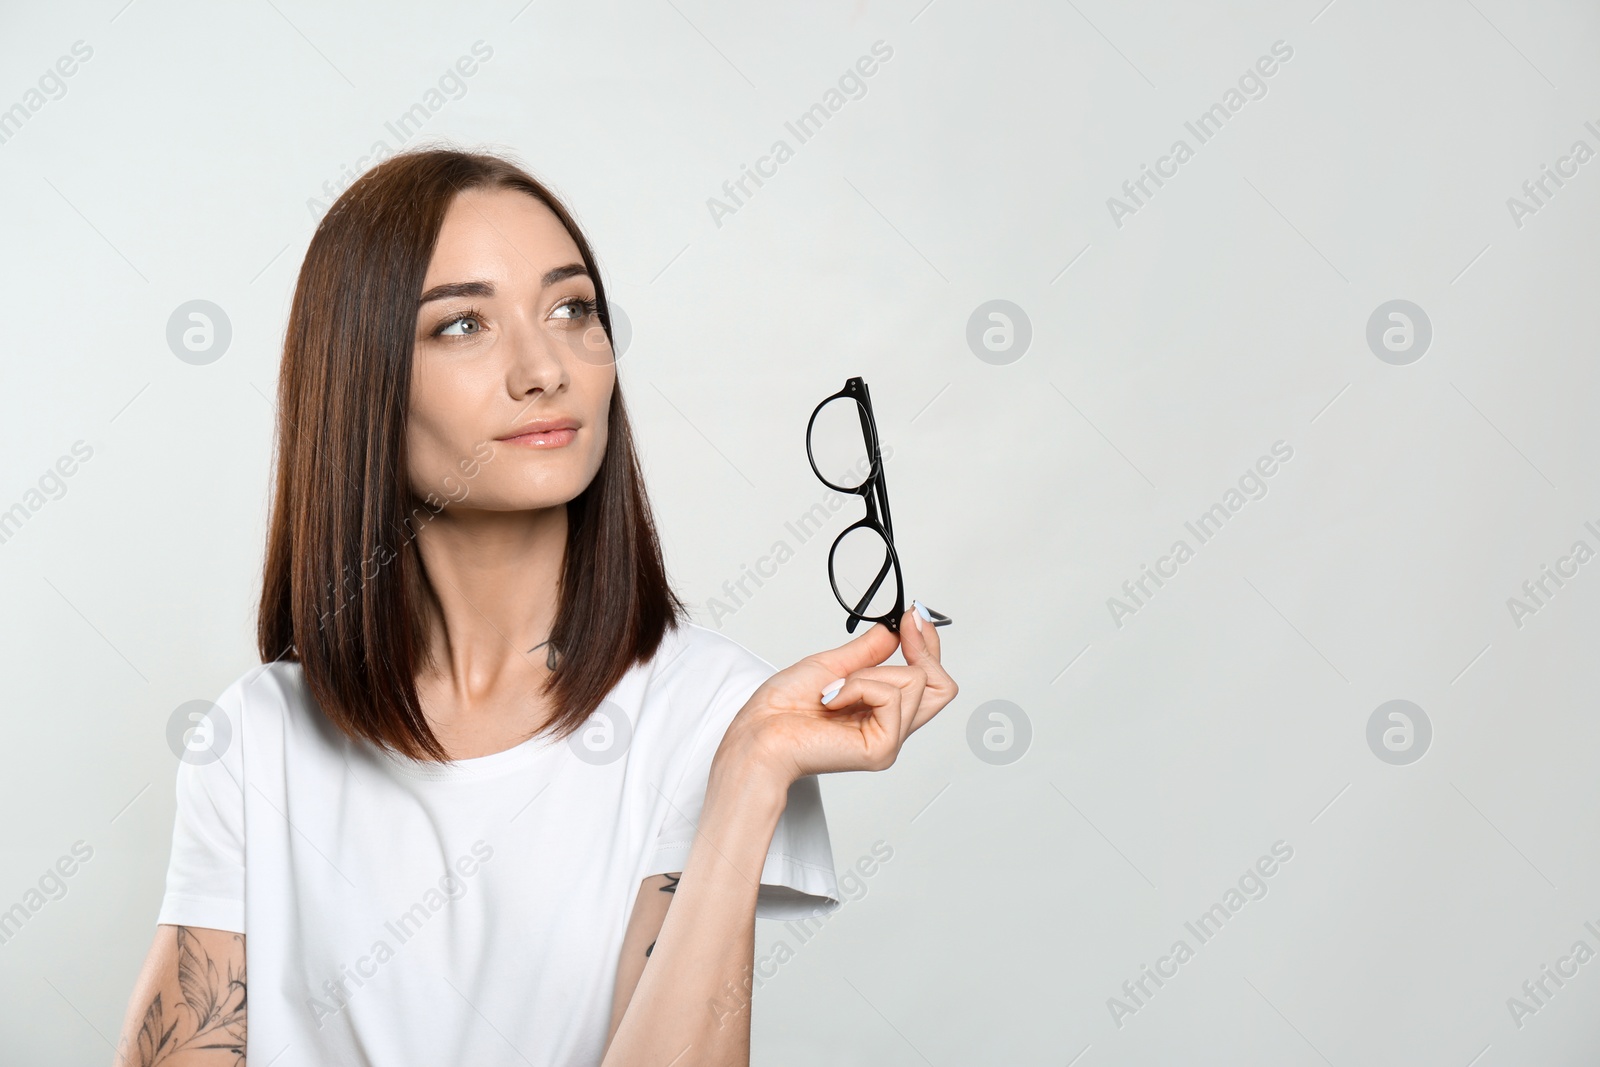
left=913, top=599, right=933, bottom=622
left=820, top=677, right=846, bottom=705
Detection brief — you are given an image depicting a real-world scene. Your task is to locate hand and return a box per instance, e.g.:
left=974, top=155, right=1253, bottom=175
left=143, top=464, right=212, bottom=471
left=713, top=604, right=958, bottom=792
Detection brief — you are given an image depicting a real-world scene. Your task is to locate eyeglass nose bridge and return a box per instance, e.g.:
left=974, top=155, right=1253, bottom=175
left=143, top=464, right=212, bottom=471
left=826, top=514, right=905, bottom=633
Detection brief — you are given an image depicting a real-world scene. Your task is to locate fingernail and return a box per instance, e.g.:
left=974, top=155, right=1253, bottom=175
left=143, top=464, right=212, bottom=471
left=820, top=677, right=846, bottom=704
left=913, top=599, right=933, bottom=623
left=912, top=609, right=924, bottom=634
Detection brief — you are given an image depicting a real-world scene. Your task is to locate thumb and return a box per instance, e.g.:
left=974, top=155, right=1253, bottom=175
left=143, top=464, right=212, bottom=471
left=806, top=620, right=900, bottom=678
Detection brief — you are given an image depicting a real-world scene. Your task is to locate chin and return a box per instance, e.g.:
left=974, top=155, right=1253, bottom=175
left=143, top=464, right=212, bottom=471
left=501, top=474, right=592, bottom=511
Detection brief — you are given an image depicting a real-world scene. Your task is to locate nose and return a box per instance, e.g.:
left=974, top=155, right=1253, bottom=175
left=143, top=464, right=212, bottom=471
left=504, top=311, right=569, bottom=401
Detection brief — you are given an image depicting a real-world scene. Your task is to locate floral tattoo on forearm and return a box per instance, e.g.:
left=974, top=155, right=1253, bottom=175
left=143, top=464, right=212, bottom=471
left=125, top=927, right=246, bottom=1066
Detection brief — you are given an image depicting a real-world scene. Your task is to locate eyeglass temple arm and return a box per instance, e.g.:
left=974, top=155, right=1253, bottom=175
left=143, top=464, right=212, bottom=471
left=838, top=524, right=904, bottom=633
left=851, top=391, right=897, bottom=542
left=849, top=551, right=899, bottom=625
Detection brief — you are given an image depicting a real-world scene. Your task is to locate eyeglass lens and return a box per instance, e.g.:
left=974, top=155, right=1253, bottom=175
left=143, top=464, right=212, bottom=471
left=807, top=395, right=878, bottom=492
left=831, top=523, right=901, bottom=620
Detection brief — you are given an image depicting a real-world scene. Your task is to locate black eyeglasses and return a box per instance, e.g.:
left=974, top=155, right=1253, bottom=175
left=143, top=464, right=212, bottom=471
left=806, top=376, right=952, bottom=634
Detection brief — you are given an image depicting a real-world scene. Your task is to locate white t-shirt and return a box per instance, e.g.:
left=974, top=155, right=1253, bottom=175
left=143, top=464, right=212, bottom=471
left=157, top=621, right=841, bottom=1067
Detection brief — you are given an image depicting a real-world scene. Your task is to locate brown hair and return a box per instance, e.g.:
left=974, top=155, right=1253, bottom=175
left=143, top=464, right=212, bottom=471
left=257, top=144, right=687, bottom=762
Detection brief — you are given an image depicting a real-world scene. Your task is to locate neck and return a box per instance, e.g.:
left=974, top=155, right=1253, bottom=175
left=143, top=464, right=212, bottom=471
left=413, top=501, right=566, bottom=698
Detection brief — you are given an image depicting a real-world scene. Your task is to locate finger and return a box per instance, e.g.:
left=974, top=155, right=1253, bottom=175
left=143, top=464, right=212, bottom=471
left=898, top=615, right=948, bottom=685
left=807, top=620, right=900, bottom=680
left=898, top=607, right=956, bottom=733
left=819, top=674, right=906, bottom=729
left=906, top=600, right=942, bottom=663
left=819, top=677, right=908, bottom=768
left=844, top=664, right=927, bottom=746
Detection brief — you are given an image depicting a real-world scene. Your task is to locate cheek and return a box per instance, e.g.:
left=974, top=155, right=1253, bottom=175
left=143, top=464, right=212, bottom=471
left=404, top=417, right=453, bottom=495
left=406, top=386, right=481, bottom=490
left=592, top=395, right=614, bottom=461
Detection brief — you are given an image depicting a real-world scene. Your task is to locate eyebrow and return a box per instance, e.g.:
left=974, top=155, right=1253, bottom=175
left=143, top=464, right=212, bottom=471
left=417, top=263, right=589, bottom=306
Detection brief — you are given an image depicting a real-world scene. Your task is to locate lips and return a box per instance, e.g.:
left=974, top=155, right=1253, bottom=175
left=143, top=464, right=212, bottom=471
left=497, top=418, right=579, bottom=448
left=503, top=428, right=575, bottom=447
left=498, top=418, right=577, bottom=438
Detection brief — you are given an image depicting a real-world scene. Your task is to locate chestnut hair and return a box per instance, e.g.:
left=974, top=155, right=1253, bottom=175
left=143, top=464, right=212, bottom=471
left=257, top=144, right=686, bottom=762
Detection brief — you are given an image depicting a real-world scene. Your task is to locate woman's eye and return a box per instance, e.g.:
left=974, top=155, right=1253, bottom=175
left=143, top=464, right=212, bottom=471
left=437, top=313, right=482, bottom=337
left=553, top=297, right=599, bottom=322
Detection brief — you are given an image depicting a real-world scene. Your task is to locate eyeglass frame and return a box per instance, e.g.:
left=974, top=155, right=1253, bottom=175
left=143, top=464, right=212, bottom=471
left=803, top=376, right=910, bottom=634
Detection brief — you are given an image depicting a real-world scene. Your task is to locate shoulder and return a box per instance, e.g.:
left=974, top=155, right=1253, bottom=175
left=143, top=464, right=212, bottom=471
left=646, top=621, right=778, bottom=694
left=168, top=661, right=301, bottom=801
left=211, top=659, right=304, bottom=722
left=198, top=659, right=322, bottom=756
left=195, top=659, right=359, bottom=777
left=632, top=623, right=778, bottom=744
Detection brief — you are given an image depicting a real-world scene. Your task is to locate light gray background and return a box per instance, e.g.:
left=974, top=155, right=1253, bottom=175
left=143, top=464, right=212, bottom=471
left=2, top=0, right=1598, bottom=1063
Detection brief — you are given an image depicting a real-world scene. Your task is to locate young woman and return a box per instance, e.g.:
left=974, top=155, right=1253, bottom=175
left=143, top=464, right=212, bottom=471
left=113, top=147, right=956, bottom=1066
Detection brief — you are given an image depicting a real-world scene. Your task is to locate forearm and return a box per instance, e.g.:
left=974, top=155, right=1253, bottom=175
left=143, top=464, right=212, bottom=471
left=114, top=925, right=246, bottom=1066
left=601, top=761, right=788, bottom=1067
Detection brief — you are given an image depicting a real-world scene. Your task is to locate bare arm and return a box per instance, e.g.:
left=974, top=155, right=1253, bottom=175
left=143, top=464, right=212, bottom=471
left=113, top=924, right=246, bottom=1066
left=603, top=605, right=957, bottom=1064
left=603, top=872, right=680, bottom=1055
left=600, top=766, right=786, bottom=1067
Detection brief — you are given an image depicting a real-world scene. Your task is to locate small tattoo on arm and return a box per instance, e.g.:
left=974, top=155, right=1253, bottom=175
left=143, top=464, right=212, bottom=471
left=644, top=873, right=682, bottom=958
left=125, top=927, right=246, bottom=1066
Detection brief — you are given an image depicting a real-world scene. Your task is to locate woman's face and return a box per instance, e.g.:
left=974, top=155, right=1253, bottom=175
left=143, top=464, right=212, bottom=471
left=407, top=186, right=616, bottom=513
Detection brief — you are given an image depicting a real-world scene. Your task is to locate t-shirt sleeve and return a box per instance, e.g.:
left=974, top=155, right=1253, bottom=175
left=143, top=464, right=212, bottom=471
left=155, top=675, right=248, bottom=934
left=643, top=649, right=841, bottom=922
